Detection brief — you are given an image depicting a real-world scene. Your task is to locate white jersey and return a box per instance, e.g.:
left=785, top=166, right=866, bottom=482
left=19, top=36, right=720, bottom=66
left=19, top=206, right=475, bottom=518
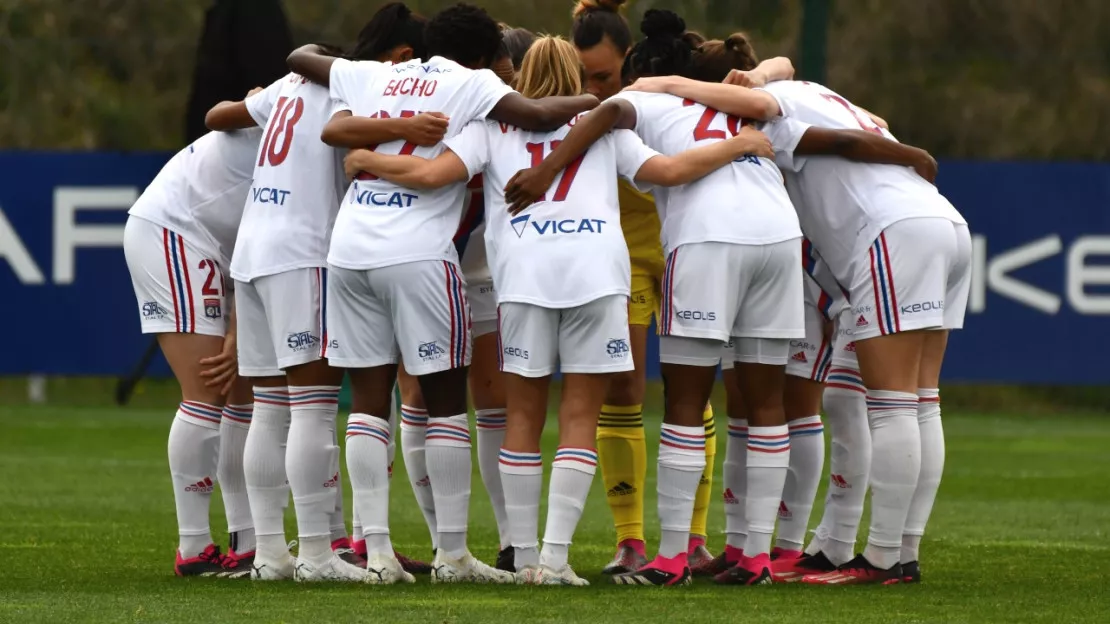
left=128, top=128, right=262, bottom=267
left=230, top=73, right=347, bottom=281
left=327, top=56, right=514, bottom=270
left=760, top=80, right=966, bottom=281
left=446, top=116, right=658, bottom=308
left=611, top=91, right=802, bottom=253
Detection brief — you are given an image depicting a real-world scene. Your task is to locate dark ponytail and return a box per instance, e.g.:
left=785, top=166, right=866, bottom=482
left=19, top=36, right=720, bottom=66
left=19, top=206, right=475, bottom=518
left=626, top=9, right=696, bottom=79
left=689, top=32, right=761, bottom=83
left=350, top=2, right=428, bottom=62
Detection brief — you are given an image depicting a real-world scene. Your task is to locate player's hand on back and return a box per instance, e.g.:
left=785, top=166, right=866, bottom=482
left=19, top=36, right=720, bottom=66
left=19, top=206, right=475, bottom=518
left=912, top=150, right=938, bottom=184
left=504, top=167, right=556, bottom=215
left=401, top=112, right=450, bottom=147
left=723, top=69, right=763, bottom=88
left=732, top=126, right=775, bottom=160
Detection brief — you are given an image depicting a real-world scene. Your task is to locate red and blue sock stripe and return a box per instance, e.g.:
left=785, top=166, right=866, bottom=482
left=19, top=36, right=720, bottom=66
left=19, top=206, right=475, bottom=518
left=866, top=393, right=920, bottom=413
left=443, top=261, right=468, bottom=368
left=253, top=387, right=290, bottom=407
left=476, top=412, right=507, bottom=430
left=179, top=401, right=222, bottom=426
left=727, top=421, right=748, bottom=440
left=553, top=447, right=598, bottom=469
left=660, top=249, right=679, bottom=335
left=788, top=419, right=824, bottom=438
left=162, top=228, right=195, bottom=333
left=426, top=420, right=471, bottom=445
left=826, top=367, right=866, bottom=394
left=289, top=386, right=339, bottom=408
left=660, top=424, right=705, bottom=451
left=869, top=233, right=901, bottom=335
left=346, top=418, right=390, bottom=445
left=221, top=404, right=253, bottom=426
left=747, top=431, right=790, bottom=454
left=400, top=405, right=428, bottom=428
left=498, top=448, right=542, bottom=470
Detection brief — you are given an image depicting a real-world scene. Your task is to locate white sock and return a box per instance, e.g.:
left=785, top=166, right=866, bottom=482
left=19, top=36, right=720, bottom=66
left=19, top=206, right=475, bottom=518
left=400, top=404, right=438, bottom=550
left=352, top=508, right=363, bottom=544
left=776, top=415, right=824, bottom=551
left=346, top=415, right=393, bottom=557
left=744, top=425, right=790, bottom=558
left=657, top=423, right=706, bottom=559
left=811, top=373, right=869, bottom=565
left=244, top=386, right=291, bottom=560
left=540, top=447, right=597, bottom=571
left=499, top=448, right=542, bottom=570
left=863, top=390, right=920, bottom=570
left=475, top=409, right=510, bottom=549
left=285, top=386, right=340, bottom=556
left=218, top=403, right=254, bottom=553
left=724, top=419, right=748, bottom=552
left=426, top=413, right=472, bottom=557
left=903, top=388, right=944, bottom=563
left=328, top=425, right=349, bottom=545
left=169, top=401, right=222, bottom=557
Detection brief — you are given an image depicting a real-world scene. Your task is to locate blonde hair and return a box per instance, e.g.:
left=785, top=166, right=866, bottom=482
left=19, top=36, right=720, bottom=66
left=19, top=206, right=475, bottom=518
left=515, top=35, right=583, bottom=99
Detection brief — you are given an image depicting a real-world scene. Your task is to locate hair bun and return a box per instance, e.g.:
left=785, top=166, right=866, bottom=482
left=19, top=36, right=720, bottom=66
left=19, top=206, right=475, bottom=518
left=725, top=32, right=751, bottom=52
left=573, top=0, right=627, bottom=18
left=640, top=9, right=685, bottom=40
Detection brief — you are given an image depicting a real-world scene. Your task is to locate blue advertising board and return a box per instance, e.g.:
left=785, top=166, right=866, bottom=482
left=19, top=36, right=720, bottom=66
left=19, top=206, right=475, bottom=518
left=0, top=152, right=1107, bottom=382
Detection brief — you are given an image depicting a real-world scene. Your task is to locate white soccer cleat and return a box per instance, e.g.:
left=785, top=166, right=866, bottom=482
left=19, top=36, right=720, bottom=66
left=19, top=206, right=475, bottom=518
left=364, top=553, right=416, bottom=585
left=515, top=565, right=541, bottom=585
left=538, top=564, right=590, bottom=586
left=294, top=554, right=369, bottom=582
left=431, top=551, right=516, bottom=584
left=251, top=552, right=296, bottom=581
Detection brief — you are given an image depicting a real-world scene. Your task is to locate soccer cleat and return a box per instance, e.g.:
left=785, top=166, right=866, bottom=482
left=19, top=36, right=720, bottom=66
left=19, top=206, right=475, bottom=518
left=611, top=554, right=692, bottom=586
left=772, top=551, right=837, bottom=583
left=352, top=539, right=368, bottom=559
left=687, top=544, right=715, bottom=571
left=294, top=553, right=369, bottom=582
left=801, top=555, right=902, bottom=585
left=219, top=549, right=255, bottom=579
left=515, top=565, right=541, bottom=585
left=770, top=547, right=803, bottom=561
left=431, top=551, right=516, bottom=584
left=538, top=564, right=589, bottom=586
left=601, top=540, right=649, bottom=575
left=496, top=546, right=516, bottom=573
left=692, top=551, right=733, bottom=577
left=174, top=544, right=227, bottom=577
left=364, top=553, right=417, bottom=585
left=901, top=560, right=921, bottom=584
left=395, top=550, right=433, bottom=575
left=332, top=538, right=366, bottom=567
left=713, top=553, right=773, bottom=586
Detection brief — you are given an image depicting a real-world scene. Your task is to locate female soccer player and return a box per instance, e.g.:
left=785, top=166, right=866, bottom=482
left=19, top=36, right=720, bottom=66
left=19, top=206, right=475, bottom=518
left=507, top=9, right=942, bottom=586
left=123, top=114, right=261, bottom=578
left=204, top=2, right=438, bottom=583
left=343, top=34, right=773, bottom=586
left=629, top=30, right=966, bottom=586
left=570, top=0, right=719, bottom=575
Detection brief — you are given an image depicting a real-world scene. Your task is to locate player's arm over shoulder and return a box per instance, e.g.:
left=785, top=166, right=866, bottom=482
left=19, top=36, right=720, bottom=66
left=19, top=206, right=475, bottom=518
left=487, top=92, right=601, bottom=132
left=205, top=82, right=277, bottom=131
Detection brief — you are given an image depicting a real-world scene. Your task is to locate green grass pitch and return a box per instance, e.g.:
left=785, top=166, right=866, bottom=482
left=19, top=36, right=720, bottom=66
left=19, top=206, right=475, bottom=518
left=2, top=404, right=1108, bottom=623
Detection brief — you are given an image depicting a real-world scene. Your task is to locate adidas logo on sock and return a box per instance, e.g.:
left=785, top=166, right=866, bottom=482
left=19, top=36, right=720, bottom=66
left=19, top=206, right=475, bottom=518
left=778, top=501, right=792, bottom=519
left=830, top=474, right=851, bottom=489
left=323, top=472, right=339, bottom=488
left=723, top=488, right=739, bottom=505
left=607, top=481, right=636, bottom=497
left=790, top=351, right=808, bottom=363
left=856, top=315, right=868, bottom=327
left=415, top=476, right=431, bottom=487
left=185, top=477, right=214, bottom=493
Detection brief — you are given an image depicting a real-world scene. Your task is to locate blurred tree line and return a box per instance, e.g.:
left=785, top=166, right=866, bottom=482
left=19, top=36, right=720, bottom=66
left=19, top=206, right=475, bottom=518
left=1, top=0, right=1107, bottom=158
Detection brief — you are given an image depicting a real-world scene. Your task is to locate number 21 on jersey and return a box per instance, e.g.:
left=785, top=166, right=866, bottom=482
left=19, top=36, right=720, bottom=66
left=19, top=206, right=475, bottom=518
left=526, top=141, right=587, bottom=202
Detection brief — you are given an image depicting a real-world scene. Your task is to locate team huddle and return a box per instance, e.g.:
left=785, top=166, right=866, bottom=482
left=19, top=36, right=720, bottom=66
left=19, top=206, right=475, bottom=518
left=124, top=0, right=968, bottom=587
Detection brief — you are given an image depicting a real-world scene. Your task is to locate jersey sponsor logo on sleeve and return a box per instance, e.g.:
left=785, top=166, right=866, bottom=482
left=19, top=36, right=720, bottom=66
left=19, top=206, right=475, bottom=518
left=509, top=214, right=607, bottom=239
left=251, top=186, right=291, bottom=206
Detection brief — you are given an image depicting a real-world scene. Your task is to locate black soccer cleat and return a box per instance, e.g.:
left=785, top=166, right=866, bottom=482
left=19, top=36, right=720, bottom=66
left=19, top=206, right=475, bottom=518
left=395, top=550, right=433, bottom=575
left=801, top=554, right=903, bottom=585
left=611, top=556, right=692, bottom=586
left=495, top=546, right=515, bottom=573
left=901, top=560, right=921, bottom=584
left=772, top=551, right=838, bottom=582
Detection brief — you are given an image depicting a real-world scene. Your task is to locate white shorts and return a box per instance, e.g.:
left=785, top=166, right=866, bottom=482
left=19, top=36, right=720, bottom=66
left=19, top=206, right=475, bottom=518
left=326, top=260, right=472, bottom=376
left=661, top=240, right=805, bottom=342
left=831, top=307, right=860, bottom=369
left=784, top=303, right=833, bottom=382
left=123, top=216, right=228, bottom=337
left=848, top=218, right=972, bottom=341
left=497, top=295, right=632, bottom=377
left=468, top=279, right=498, bottom=337
left=235, top=268, right=328, bottom=377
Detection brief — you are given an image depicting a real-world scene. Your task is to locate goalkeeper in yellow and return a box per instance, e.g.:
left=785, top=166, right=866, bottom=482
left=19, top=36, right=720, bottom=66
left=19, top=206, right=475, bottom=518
left=571, top=0, right=717, bottom=573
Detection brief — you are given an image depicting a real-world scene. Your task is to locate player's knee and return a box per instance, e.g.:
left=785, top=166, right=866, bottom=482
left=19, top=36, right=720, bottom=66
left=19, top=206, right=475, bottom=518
left=604, top=368, right=644, bottom=405
left=416, top=367, right=469, bottom=417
